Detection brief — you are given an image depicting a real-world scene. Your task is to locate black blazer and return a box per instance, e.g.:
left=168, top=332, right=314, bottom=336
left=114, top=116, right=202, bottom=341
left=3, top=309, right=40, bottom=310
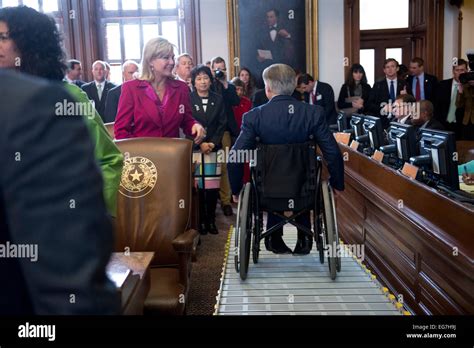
left=306, top=81, right=338, bottom=125
left=422, top=118, right=446, bottom=131
left=434, top=78, right=464, bottom=126
left=252, top=89, right=269, bottom=107
left=212, top=81, right=240, bottom=138
left=104, top=84, right=122, bottom=123
left=228, top=95, right=344, bottom=194
left=0, top=70, right=119, bottom=315
left=367, top=78, right=409, bottom=128
left=406, top=73, right=438, bottom=103
left=337, top=83, right=372, bottom=112
left=189, top=90, right=227, bottom=149
left=82, top=80, right=116, bottom=120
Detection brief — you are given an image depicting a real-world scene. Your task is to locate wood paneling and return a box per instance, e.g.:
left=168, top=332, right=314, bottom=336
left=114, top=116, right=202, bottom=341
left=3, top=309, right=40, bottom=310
left=345, top=0, right=445, bottom=79
left=335, top=143, right=474, bottom=314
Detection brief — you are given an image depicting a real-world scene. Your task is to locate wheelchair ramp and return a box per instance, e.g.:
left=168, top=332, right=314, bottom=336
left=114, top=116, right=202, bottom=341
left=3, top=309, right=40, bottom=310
left=215, top=226, right=402, bottom=315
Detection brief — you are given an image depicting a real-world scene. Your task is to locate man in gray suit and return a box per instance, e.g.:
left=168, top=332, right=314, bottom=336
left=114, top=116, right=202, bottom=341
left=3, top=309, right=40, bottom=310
left=0, top=70, right=119, bottom=315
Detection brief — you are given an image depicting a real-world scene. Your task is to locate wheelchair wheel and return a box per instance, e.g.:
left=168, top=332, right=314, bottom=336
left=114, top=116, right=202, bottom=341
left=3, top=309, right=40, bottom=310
left=239, top=183, right=252, bottom=281
left=234, top=188, right=245, bottom=273
left=322, top=180, right=340, bottom=280
left=252, top=211, right=262, bottom=264
left=314, top=194, right=325, bottom=264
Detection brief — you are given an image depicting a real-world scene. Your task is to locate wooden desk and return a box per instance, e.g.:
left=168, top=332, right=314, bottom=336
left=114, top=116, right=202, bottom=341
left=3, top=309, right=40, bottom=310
left=107, top=252, right=154, bottom=315
left=333, top=144, right=474, bottom=314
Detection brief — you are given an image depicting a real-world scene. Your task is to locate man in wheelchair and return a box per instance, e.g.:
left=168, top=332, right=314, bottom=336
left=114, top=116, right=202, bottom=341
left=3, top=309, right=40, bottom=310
left=228, top=64, right=344, bottom=255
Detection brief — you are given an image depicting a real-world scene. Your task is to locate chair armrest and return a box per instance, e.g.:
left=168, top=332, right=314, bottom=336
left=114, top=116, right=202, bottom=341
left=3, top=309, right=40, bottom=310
left=172, top=229, right=199, bottom=253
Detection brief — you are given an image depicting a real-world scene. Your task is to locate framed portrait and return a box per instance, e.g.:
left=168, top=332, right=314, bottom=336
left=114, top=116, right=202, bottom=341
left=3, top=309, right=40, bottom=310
left=226, top=0, right=318, bottom=87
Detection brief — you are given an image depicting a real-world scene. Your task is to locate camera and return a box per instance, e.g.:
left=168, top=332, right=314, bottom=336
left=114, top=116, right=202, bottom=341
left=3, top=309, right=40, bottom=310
left=214, top=69, right=225, bottom=80
left=459, top=49, right=474, bottom=84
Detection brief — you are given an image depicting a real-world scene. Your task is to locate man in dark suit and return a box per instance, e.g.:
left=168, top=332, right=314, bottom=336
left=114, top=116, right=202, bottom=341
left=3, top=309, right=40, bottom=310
left=228, top=64, right=344, bottom=255
left=406, top=57, right=438, bottom=103
left=82, top=60, right=116, bottom=121
left=412, top=100, right=445, bottom=131
left=434, top=58, right=468, bottom=138
left=0, top=70, right=119, bottom=315
left=211, top=56, right=240, bottom=217
left=252, top=88, right=269, bottom=107
left=63, top=59, right=85, bottom=87
left=297, top=73, right=338, bottom=125
left=255, top=8, right=295, bottom=82
left=367, top=58, right=409, bottom=128
left=104, top=60, right=139, bottom=123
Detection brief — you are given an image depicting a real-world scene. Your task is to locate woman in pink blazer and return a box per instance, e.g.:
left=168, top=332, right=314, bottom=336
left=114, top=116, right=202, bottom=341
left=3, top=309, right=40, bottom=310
left=114, top=37, right=205, bottom=141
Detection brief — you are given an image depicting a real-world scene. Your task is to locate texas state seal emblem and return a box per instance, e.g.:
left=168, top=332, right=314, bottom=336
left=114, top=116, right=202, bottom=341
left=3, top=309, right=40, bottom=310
left=119, top=156, right=157, bottom=198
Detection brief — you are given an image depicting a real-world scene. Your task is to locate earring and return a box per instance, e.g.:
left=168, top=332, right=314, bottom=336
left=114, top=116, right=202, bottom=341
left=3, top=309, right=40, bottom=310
left=150, top=66, right=154, bottom=71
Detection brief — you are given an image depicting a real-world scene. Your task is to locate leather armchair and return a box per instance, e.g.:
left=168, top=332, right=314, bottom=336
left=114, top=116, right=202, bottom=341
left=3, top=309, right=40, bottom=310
left=114, top=137, right=199, bottom=315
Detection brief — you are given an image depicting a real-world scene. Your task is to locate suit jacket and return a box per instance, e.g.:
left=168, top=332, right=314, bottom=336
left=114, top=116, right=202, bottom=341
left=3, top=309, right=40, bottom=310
left=434, top=78, right=465, bottom=130
left=367, top=78, right=409, bottom=128
left=114, top=78, right=197, bottom=140
left=422, top=118, right=446, bottom=131
left=256, top=24, right=295, bottom=70
left=252, top=89, right=269, bottom=107
left=212, top=81, right=240, bottom=138
left=104, top=84, right=122, bottom=123
left=0, top=70, right=119, bottom=315
left=307, top=81, right=338, bottom=125
left=406, top=73, right=438, bottom=103
left=82, top=80, right=116, bottom=120
left=337, top=83, right=372, bottom=113
left=189, top=91, right=227, bottom=149
left=228, top=95, right=344, bottom=194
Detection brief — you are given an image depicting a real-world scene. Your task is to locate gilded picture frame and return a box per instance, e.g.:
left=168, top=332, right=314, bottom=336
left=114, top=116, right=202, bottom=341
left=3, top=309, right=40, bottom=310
left=226, top=0, right=318, bottom=85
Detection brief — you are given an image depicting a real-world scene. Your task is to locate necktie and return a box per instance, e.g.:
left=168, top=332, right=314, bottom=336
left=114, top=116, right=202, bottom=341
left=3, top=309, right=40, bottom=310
left=415, top=77, right=421, bottom=101
left=446, top=82, right=458, bottom=123
left=97, top=83, right=103, bottom=100
left=389, top=80, right=395, bottom=102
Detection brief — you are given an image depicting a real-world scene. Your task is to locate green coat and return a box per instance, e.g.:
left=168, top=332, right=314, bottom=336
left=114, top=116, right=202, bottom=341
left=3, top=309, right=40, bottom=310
left=64, top=83, right=123, bottom=217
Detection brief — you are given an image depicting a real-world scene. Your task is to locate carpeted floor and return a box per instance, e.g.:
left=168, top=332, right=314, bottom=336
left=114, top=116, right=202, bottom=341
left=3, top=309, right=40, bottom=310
left=186, top=204, right=235, bottom=315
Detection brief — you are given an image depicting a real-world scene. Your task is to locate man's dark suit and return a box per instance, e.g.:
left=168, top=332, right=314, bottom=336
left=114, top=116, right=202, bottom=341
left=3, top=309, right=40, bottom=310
left=252, top=89, right=269, bottom=107
left=212, top=80, right=241, bottom=139
left=82, top=80, right=116, bottom=121
left=104, top=84, right=122, bottom=123
left=434, top=78, right=464, bottom=138
left=0, top=71, right=119, bottom=315
left=406, top=73, right=438, bottom=103
left=421, top=118, right=446, bottom=131
left=307, top=81, right=338, bottom=125
left=256, top=24, right=295, bottom=69
left=367, top=78, right=409, bottom=128
left=228, top=95, right=344, bottom=247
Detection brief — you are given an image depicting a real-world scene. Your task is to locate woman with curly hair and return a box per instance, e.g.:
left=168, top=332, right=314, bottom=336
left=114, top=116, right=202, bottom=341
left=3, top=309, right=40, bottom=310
left=0, top=5, right=123, bottom=217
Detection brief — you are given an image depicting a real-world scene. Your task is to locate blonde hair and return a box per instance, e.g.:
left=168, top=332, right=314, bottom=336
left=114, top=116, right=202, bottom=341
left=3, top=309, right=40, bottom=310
left=140, top=37, right=175, bottom=81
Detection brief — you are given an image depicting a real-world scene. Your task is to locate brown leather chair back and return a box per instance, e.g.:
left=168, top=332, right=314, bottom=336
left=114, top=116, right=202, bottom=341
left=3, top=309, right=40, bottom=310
left=114, top=138, right=193, bottom=267
left=104, top=122, right=115, bottom=139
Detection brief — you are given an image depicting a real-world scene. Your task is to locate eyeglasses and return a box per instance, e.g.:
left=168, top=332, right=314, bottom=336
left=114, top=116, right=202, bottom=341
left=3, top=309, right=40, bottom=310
left=0, top=32, right=11, bottom=42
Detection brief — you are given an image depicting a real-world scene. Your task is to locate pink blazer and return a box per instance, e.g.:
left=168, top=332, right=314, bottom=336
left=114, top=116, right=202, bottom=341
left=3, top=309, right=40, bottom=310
left=114, top=78, right=197, bottom=139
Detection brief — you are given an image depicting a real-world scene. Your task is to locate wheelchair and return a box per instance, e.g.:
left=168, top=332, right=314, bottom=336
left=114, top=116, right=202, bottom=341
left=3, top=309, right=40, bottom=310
left=234, top=138, right=342, bottom=281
